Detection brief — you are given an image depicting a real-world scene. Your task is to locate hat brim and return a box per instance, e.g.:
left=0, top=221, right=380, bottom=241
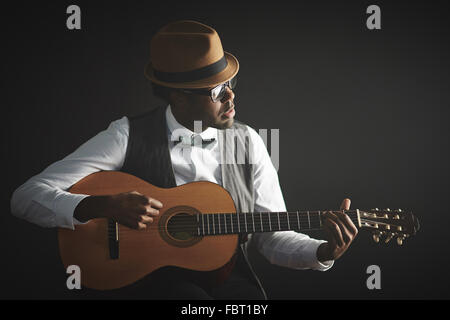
left=145, top=51, right=239, bottom=89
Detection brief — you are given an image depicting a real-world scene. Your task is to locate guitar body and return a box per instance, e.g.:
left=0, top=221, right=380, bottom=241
left=58, top=171, right=238, bottom=290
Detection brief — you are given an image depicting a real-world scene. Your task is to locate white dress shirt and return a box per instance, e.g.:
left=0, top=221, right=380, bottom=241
left=11, top=105, right=333, bottom=271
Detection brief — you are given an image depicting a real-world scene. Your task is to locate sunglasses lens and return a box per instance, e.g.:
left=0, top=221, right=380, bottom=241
left=229, top=76, right=237, bottom=89
left=211, top=85, right=223, bottom=102
left=210, top=77, right=237, bottom=102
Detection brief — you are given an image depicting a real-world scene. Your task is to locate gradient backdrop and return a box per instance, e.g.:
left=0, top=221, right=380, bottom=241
left=2, top=0, right=449, bottom=299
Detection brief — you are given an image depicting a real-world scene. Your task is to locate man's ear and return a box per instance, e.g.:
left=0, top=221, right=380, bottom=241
left=169, top=89, right=189, bottom=106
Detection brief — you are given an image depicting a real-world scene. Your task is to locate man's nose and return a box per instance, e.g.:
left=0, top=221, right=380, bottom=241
left=221, top=86, right=235, bottom=103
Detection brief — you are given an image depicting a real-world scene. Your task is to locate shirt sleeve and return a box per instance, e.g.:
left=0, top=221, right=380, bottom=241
left=10, top=117, right=129, bottom=230
left=247, top=126, right=334, bottom=271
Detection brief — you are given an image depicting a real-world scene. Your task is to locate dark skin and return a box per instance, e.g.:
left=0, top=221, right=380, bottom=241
left=169, top=85, right=236, bottom=131
left=74, top=85, right=357, bottom=262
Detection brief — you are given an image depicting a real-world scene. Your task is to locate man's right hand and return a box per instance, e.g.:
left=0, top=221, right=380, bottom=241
left=106, top=191, right=163, bottom=230
left=74, top=191, right=163, bottom=230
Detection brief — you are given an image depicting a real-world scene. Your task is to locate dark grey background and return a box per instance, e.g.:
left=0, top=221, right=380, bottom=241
left=1, top=0, right=449, bottom=299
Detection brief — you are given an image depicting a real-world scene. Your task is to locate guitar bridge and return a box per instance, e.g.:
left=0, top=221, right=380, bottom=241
left=108, top=219, right=119, bottom=259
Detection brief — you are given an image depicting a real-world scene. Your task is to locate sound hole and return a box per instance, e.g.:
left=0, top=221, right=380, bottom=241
left=167, top=213, right=197, bottom=241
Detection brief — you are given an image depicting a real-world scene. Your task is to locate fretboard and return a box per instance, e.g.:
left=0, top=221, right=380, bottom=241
left=195, top=210, right=360, bottom=236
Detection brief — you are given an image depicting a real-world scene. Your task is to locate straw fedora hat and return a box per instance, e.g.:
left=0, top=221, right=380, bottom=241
left=145, top=20, right=239, bottom=89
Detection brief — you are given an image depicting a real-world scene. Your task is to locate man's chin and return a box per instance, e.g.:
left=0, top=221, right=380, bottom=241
left=216, top=118, right=234, bottom=129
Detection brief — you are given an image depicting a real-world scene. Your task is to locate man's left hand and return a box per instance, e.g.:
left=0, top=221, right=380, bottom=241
left=316, top=198, right=358, bottom=262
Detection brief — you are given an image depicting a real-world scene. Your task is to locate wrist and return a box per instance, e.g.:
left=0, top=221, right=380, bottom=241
left=74, top=195, right=112, bottom=222
left=316, top=242, right=333, bottom=262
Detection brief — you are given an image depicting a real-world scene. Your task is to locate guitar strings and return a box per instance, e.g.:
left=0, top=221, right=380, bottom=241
left=114, top=211, right=360, bottom=231
left=116, top=215, right=361, bottom=237
left=115, top=213, right=360, bottom=229
left=115, top=215, right=360, bottom=230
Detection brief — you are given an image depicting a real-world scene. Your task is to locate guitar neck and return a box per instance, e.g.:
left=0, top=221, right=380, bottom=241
left=195, top=210, right=361, bottom=236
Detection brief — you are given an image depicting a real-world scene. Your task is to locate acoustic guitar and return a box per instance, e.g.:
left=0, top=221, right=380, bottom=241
left=58, top=171, right=420, bottom=290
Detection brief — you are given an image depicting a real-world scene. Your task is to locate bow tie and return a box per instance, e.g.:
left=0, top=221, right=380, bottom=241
left=173, top=134, right=216, bottom=147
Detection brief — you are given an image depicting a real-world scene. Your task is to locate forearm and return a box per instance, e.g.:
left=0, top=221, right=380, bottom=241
left=254, top=231, right=333, bottom=271
left=11, top=117, right=129, bottom=229
left=10, top=180, right=89, bottom=229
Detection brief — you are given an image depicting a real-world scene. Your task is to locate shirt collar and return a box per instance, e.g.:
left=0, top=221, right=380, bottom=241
left=166, top=104, right=217, bottom=141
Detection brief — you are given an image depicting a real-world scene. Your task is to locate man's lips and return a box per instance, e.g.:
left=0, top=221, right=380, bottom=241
left=224, top=107, right=234, bottom=114
left=222, top=104, right=235, bottom=115
left=223, top=106, right=235, bottom=118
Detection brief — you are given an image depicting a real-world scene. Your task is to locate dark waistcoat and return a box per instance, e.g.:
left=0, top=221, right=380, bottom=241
left=120, top=105, right=266, bottom=299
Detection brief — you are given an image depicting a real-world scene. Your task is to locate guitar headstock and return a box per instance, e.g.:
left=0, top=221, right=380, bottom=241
left=359, top=208, right=420, bottom=245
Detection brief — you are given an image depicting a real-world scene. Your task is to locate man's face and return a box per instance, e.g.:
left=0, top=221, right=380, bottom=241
left=174, top=86, right=236, bottom=131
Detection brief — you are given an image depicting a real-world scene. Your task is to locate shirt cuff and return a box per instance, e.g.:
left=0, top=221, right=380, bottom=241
left=53, top=193, right=90, bottom=230
left=306, top=240, right=335, bottom=271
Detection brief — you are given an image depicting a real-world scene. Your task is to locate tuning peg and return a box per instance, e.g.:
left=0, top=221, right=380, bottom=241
left=397, top=209, right=402, bottom=212
left=386, top=208, right=391, bottom=211
left=373, top=233, right=380, bottom=243
left=394, top=214, right=400, bottom=219
left=397, top=236, right=404, bottom=246
left=372, top=231, right=383, bottom=243
left=384, top=233, right=394, bottom=243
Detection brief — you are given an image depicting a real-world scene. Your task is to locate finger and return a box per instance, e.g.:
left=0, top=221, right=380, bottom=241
left=328, top=211, right=353, bottom=243
left=323, top=221, right=337, bottom=247
left=149, top=198, right=163, bottom=209
left=128, top=192, right=151, bottom=206
left=325, top=218, right=344, bottom=247
left=340, top=198, right=351, bottom=210
left=144, top=205, right=160, bottom=217
left=138, top=195, right=163, bottom=208
left=137, top=221, right=147, bottom=230
left=139, top=215, right=154, bottom=224
left=336, top=211, right=358, bottom=237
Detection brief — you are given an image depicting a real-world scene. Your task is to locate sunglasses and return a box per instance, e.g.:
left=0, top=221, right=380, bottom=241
left=181, top=76, right=237, bottom=102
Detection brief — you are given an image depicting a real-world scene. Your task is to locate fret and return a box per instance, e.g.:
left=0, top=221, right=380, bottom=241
left=260, top=212, right=263, bottom=231
left=230, top=214, right=234, bottom=233
left=237, top=213, right=241, bottom=233
left=296, top=211, right=301, bottom=230
left=202, top=214, right=205, bottom=236
left=307, top=211, right=311, bottom=228
left=244, top=212, right=248, bottom=232
left=251, top=213, right=255, bottom=232
left=286, top=212, right=291, bottom=230
left=268, top=212, right=272, bottom=231
left=318, top=210, right=322, bottom=228
left=277, top=212, right=281, bottom=231
left=224, top=213, right=227, bottom=234
left=197, top=214, right=200, bottom=236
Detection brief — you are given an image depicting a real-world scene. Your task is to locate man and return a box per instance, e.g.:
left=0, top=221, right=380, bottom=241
left=11, top=20, right=357, bottom=299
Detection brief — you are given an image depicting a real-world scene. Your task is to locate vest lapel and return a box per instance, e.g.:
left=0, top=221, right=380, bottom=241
left=121, top=106, right=177, bottom=188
